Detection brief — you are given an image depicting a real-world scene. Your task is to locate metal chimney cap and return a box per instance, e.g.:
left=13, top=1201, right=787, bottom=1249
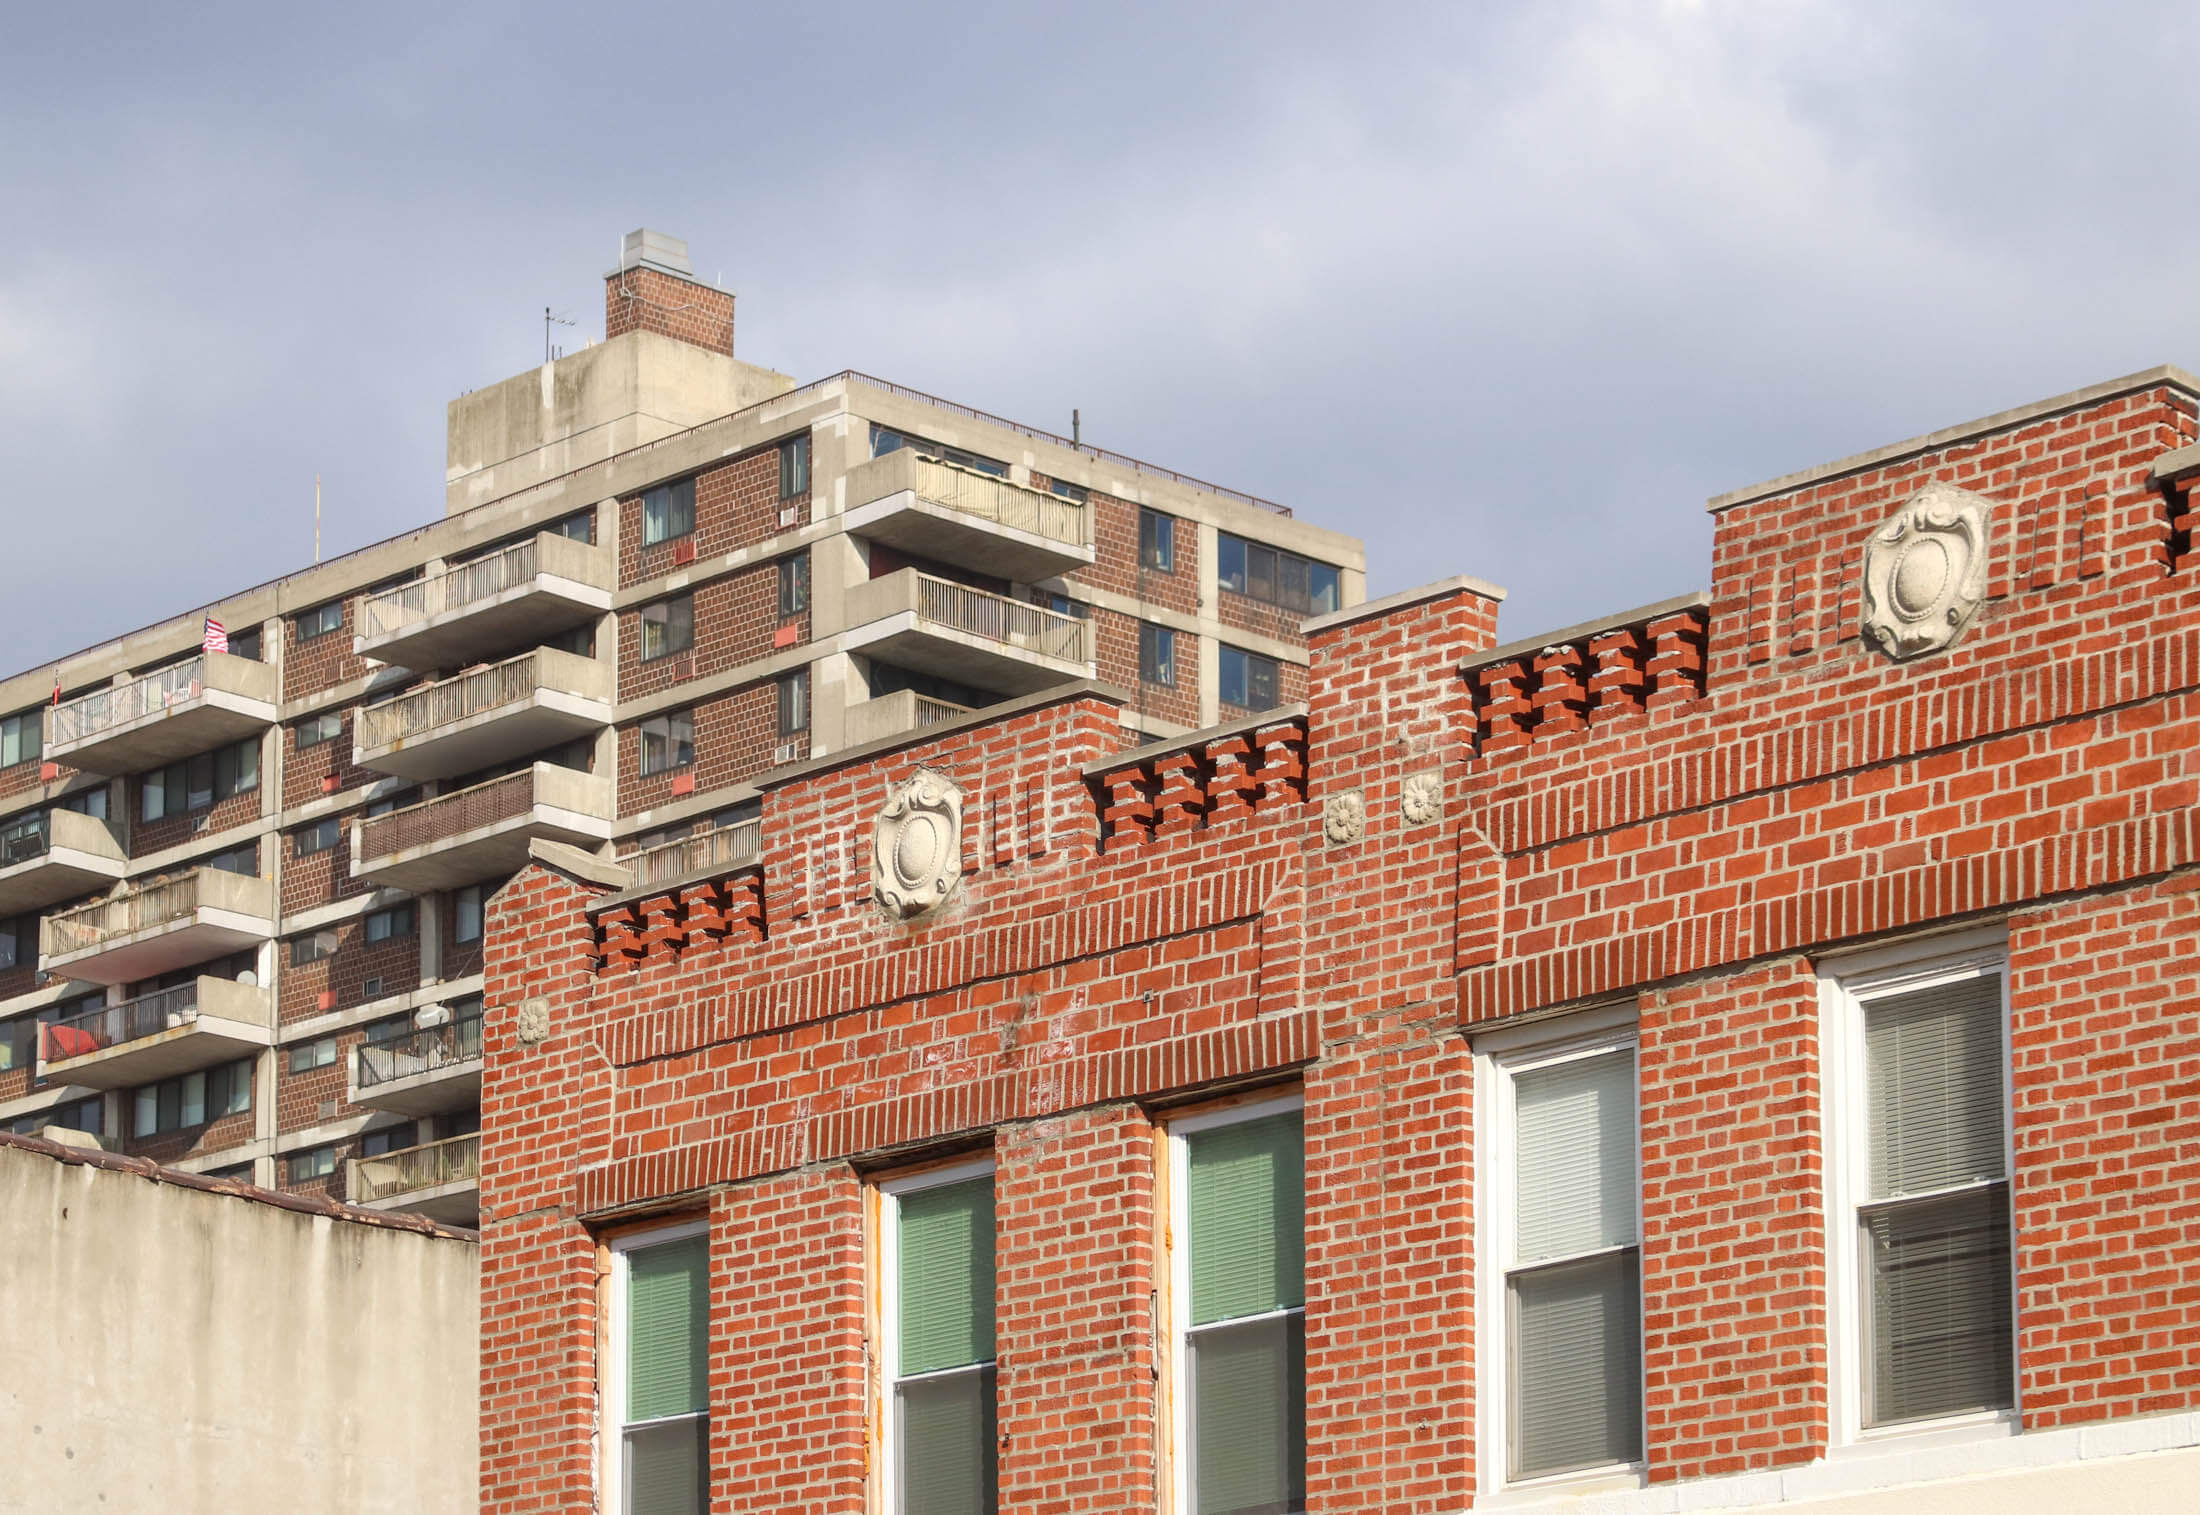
left=616, top=228, right=694, bottom=279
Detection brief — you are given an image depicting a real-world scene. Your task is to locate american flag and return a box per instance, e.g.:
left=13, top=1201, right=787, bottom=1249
left=202, top=617, right=228, bottom=655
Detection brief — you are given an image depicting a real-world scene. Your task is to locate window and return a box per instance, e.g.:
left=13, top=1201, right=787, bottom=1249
left=1, top=709, right=41, bottom=768
left=777, top=673, right=808, bottom=737
left=1827, top=946, right=2013, bottom=1433
left=880, top=1161, right=997, bottom=1515
left=288, top=1037, right=337, bottom=1073
left=1217, top=535, right=1342, bottom=618
left=0, top=913, right=28, bottom=972
left=141, top=737, right=258, bottom=822
left=869, top=424, right=1008, bottom=477
left=358, top=1121, right=417, bottom=1159
left=550, top=510, right=595, bottom=544
left=1172, top=1098, right=1304, bottom=1515
left=366, top=787, right=420, bottom=818
left=1048, top=478, right=1088, bottom=504
left=1486, top=1029, right=1642, bottom=1485
left=611, top=1223, right=710, bottom=1515
left=13, top=1095, right=103, bottom=1138
left=294, top=817, right=340, bottom=857
left=203, top=842, right=259, bottom=877
left=294, top=601, right=343, bottom=641
left=203, top=1160, right=255, bottom=1182
left=0, top=811, right=43, bottom=866
left=640, top=596, right=694, bottom=662
left=1218, top=645, right=1280, bottom=712
left=778, top=434, right=810, bottom=498
left=1139, top=509, right=1175, bottom=573
left=133, top=1057, right=252, bottom=1137
left=641, top=478, right=697, bottom=546
left=0, top=1013, right=35, bottom=1072
left=58, top=786, right=108, bottom=821
left=1040, top=593, right=1089, bottom=620
left=226, top=625, right=262, bottom=662
left=295, top=710, right=343, bottom=749
left=287, top=1144, right=337, bottom=1182
left=365, top=903, right=415, bottom=943
left=639, top=711, right=694, bottom=777
left=291, top=930, right=339, bottom=966
left=778, top=554, right=809, bottom=617
left=544, top=623, right=596, bottom=658
left=455, top=885, right=484, bottom=945
left=1139, top=623, right=1176, bottom=687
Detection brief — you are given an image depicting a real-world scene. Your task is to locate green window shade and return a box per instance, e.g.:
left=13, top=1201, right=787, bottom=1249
left=1188, top=1112, right=1305, bottom=1326
left=625, top=1417, right=704, bottom=1515
left=1513, top=1049, right=1637, bottom=1264
left=627, top=1236, right=708, bottom=1423
left=1864, top=1184, right=2014, bottom=1424
left=1190, top=1313, right=1306, bottom=1515
left=898, top=1177, right=996, bottom=1375
left=1866, top=975, right=2005, bottom=1200
left=897, top=1365, right=998, bottom=1515
left=1510, top=1250, right=1643, bottom=1477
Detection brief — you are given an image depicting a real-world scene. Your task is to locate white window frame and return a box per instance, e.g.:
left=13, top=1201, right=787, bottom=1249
left=1473, top=1003, right=1645, bottom=1502
left=876, top=1156, right=997, bottom=1515
left=1820, top=927, right=2018, bottom=1452
left=1166, top=1090, right=1306, bottom=1515
left=605, top=1217, right=710, bottom=1515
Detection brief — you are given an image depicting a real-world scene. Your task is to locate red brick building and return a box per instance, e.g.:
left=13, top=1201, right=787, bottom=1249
left=479, top=368, right=2200, bottom=1513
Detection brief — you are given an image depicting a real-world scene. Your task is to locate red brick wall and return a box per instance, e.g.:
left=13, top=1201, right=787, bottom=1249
left=604, top=266, right=734, bottom=356
left=278, top=916, right=422, bottom=1025
left=1217, top=588, right=1306, bottom=646
left=619, top=562, right=792, bottom=703
left=129, top=773, right=261, bottom=858
left=281, top=703, right=393, bottom=810
left=125, top=1099, right=256, bottom=1166
left=1090, top=607, right=1199, bottom=730
left=279, top=809, right=372, bottom=916
left=283, top=598, right=372, bottom=702
left=275, top=1028, right=373, bottom=1134
left=619, top=444, right=805, bottom=589
left=1075, top=492, right=1198, bottom=614
left=617, top=683, right=783, bottom=819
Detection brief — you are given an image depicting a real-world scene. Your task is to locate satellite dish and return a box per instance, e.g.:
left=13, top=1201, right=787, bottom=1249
left=236, top=970, right=258, bottom=987
left=414, top=1002, right=451, bottom=1029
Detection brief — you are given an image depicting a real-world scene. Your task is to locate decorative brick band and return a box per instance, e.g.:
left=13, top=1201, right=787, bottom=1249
left=1471, top=604, right=1709, bottom=756
left=1090, top=717, right=1308, bottom=850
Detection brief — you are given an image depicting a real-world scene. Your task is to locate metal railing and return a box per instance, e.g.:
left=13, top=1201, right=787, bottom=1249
left=631, top=820, right=762, bottom=889
left=41, top=870, right=259, bottom=958
left=355, top=769, right=538, bottom=861
left=41, top=983, right=199, bottom=1061
left=916, top=574, right=1090, bottom=661
left=909, top=456, right=1088, bottom=546
left=357, top=540, right=534, bottom=643
left=52, top=659, right=204, bottom=746
left=350, top=1132, right=481, bottom=1204
left=355, top=648, right=605, bottom=751
left=354, top=1016, right=484, bottom=1089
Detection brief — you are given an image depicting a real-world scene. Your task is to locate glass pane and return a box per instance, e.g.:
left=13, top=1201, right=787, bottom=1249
left=625, top=1416, right=704, bottom=1515
left=1511, top=1249, right=1642, bottom=1477
left=1218, top=535, right=1247, bottom=594
left=1189, top=1313, right=1304, bottom=1515
left=1512, top=1048, right=1637, bottom=1263
left=627, top=1237, right=708, bottom=1422
left=1219, top=649, right=1247, bottom=709
left=898, top=1177, right=995, bottom=1375
left=1187, top=1111, right=1304, bottom=1326
left=1866, top=975, right=2004, bottom=1200
left=1309, top=564, right=1340, bottom=617
left=1865, top=1184, right=2013, bottom=1426
left=897, top=1366, right=996, bottom=1515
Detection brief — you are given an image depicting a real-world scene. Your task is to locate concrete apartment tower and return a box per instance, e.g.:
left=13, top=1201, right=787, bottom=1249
left=0, top=231, right=1365, bottom=1225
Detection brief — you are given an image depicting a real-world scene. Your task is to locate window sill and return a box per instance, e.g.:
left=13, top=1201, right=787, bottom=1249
left=1479, top=1462, right=1645, bottom=1508
left=1839, top=1407, right=2018, bottom=1456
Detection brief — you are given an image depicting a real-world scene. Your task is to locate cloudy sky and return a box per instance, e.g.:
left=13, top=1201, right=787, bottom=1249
left=5, top=1, right=2198, bottom=668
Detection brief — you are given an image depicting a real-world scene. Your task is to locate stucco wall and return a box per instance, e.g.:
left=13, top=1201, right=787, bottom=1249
left=0, top=1140, right=476, bottom=1513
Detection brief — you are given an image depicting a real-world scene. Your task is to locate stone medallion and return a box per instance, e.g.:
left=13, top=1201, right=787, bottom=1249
left=873, top=768, right=965, bottom=919
left=1323, top=789, right=1365, bottom=846
left=515, top=998, right=550, bottom=1046
left=1400, top=770, right=1444, bottom=827
left=1860, top=483, right=1993, bottom=660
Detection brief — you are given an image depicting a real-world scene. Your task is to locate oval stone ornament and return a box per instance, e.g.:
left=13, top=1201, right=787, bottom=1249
left=1861, top=483, right=1992, bottom=660
left=873, top=769, right=965, bottom=920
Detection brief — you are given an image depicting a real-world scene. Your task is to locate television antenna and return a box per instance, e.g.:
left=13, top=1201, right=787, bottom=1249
left=544, top=306, right=576, bottom=364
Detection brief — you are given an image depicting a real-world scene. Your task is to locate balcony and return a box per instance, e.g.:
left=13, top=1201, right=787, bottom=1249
left=347, top=1014, right=483, bottom=1118
left=37, top=976, right=274, bottom=1089
left=628, top=818, right=762, bottom=891
left=47, top=653, right=278, bottom=774
left=0, top=808, right=128, bottom=916
left=348, top=1132, right=479, bottom=1226
left=351, top=762, right=613, bottom=892
left=352, top=531, right=613, bottom=671
left=40, top=868, right=277, bottom=986
left=842, top=449, right=1093, bottom=582
left=353, top=647, right=611, bottom=780
left=842, top=570, right=1094, bottom=697
left=841, top=689, right=975, bottom=749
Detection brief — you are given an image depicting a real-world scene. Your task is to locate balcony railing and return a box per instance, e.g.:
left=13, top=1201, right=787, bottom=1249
left=350, top=1132, right=480, bottom=1205
left=48, top=653, right=278, bottom=763
left=847, top=570, right=1092, bottom=662
left=356, top=764, right=603, bottom=862
left=40, top=867, right=273, bottom=961
left=356, top=648, right=607, bottom=752
left=0, top=809, right=129, bottom=917
left=354, top=1016, right=483, bottom=1090
left=41, top=983, right=199, bottom=1061
left=842, top=690, right=974, bottom=749
left=630, top=820, right=762, bottom=890
left=355, top=532, right=607, bottom=645
left=913, top=456, right=1087, bottom=543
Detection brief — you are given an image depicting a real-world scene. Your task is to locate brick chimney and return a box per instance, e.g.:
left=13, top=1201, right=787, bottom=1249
left=604, top=229, right=735, bottom=356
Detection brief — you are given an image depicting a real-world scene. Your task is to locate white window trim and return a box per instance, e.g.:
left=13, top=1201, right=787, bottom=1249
left=1473, top=1010, right=1646, bottom=1504
left=876, top=1156, right=996, bottom=1515
left=605, top=1217, right=709, bottom=1515
left=1819, top=931, right=2019, bottom=1452
left=1166, top=1090, right=1305, bottom=1515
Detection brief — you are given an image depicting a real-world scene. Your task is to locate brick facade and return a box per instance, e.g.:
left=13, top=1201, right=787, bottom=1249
left=605, top=265, right=734, bottom=356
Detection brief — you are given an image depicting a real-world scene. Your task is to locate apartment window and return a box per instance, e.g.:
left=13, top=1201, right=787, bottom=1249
left=641, top=478, right=697, bottom=546
left=141, top=737, right=258, bottom=822
left=293, top=817, right=340, bottom=857
left=133, top=1057, right=252, bottom=1137
left=1488, top=1030, right=1642, bottom=1483
left=1048, top=478, right=1088, bottom=504
left=611, top=1222, right=710, bottom=1515
left=203, top=1160, right=254, bottom=1182
left=359, top=1121, right=417, bottom=1159
left=1829, top=947, right=2013, bottom=1431
left=0, top=913, right=29, bottom=972
left=550, top=509, right=596, bottom=544
left=291, top=929, right=339, bottom=967
left=365, top=903, right=415, bottom=943
left=203, top=842, right=259, bottom=877
left=14, top=1095, right=104, bottom=1138
left=881, top=1161, right=997, bottom=1515
left=1, top=709, right=41, bottom=768
left=639, top=711, right=694, bottom=777
left=288, top=1037, right=337, bottom=1073
left=366, top=787, right=421, bottom=818
left=0, top=1013, right=35, bottom=1072
left=1041, top=593, right=1089, bottom=620
left=778, top=672, right=808, bottom=737
left=58, top=786, right=109, bottom=821
left=1217, top=535, right=1342, bottom=618
left=225, top=625, right=262, bottom=662
left=778, top=553, right=810, bottom=617
left=1138, top=509, right=1175, bottom=573
left=869, top=424, right=1008, bottom=477
left=1219, top=645, right=1280, bottom=712
left=295, top=710, right=343, bottom=749
left=640, top=596, right=695, bottom=662
left=1139, top=623, right=1176, bottom=687
left=287, top=1144, right=337, bottom=1182
left=454, top=885, right=484, bottom=945
left=1173, top=1098, right=1305, bottom=1515
left=294, top=601, right=344, bottom=641
left=779, top=435, right=811, bottom=498
left=544, top=623, right=596, bottom=658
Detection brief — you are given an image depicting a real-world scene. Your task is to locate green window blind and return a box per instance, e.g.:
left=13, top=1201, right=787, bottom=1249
left=627, top=1236, right=708, bottom=1423
left=898, top=1177, right=996, bottom=1376
left=897, top=1366, right=998, bottom=1515
left=1866, top=975, right=2005, bottom=1200
left=1187, top=1111, right=1305, bottom=1327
